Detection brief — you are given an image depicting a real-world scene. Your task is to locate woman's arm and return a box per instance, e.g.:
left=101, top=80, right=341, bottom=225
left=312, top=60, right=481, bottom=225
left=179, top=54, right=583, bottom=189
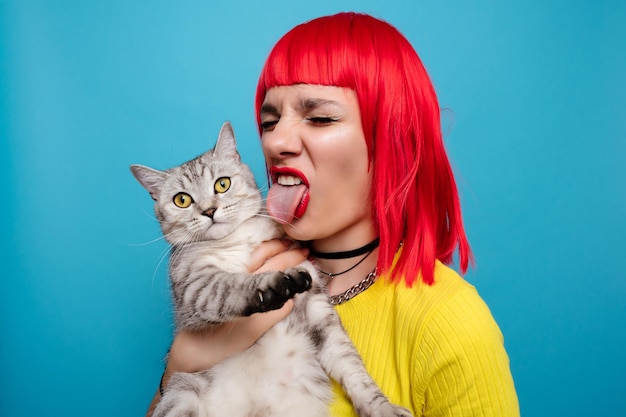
left=145, top=240, right=308, bottom=416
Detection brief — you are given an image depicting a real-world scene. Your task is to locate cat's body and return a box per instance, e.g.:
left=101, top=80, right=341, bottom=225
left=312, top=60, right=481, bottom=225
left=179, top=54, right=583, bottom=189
left=131, top=122, right=412, bottom=417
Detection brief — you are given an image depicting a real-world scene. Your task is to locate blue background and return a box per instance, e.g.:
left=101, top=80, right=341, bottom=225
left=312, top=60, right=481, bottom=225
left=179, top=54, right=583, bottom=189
left=1, top=1, right=624, bottom=416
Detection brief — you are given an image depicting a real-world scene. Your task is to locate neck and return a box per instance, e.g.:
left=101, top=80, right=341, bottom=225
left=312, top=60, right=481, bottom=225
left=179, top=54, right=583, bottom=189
left=311, top=248, right=379, bottom=297
left=309, top=236, right=379, bottom=259
left=308, top=226, right=379, bottom=296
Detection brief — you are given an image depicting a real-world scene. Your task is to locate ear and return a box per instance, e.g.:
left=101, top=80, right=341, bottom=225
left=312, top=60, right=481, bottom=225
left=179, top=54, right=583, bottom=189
left=213, top=121, right=241, bottom=161
left=130, top=164, right=168, bottom=200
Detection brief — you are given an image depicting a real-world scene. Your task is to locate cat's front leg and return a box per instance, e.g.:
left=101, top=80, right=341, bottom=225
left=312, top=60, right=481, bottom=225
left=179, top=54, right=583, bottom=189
left=310, top=300, right=413, bottom=417
left=172, top=265, right=312, bottom=329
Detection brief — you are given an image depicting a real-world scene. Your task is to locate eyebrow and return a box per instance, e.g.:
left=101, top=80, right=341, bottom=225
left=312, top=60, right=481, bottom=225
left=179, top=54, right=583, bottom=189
left=260, top=97, right=341, bottom=116
left=297, top=98, right=340, bottom=112
left=259, top=102, right=278, bottom=116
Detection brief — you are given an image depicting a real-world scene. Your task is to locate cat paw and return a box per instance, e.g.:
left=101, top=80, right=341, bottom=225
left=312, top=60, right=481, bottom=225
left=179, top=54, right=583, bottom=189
left=368, top=403, right=413, bottom=417
left=390, top=406, right=413, bottom=417
left=153, top=394, right=202, bottom=417
left=246, top=267, right=312, bottom=314
left=153, top=373, right=208, bottom=417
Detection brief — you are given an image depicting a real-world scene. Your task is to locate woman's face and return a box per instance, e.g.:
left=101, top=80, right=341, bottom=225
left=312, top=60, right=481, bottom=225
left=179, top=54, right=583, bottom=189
left=260, top=84, right=374, bottom=248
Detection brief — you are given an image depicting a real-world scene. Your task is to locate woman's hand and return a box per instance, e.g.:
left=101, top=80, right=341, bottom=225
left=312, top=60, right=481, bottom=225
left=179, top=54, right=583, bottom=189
left=249, top=238, right=309, bottom=273
left=166, top=239, right=308, bottom=374
left=147, top=239, right=308, bottom=416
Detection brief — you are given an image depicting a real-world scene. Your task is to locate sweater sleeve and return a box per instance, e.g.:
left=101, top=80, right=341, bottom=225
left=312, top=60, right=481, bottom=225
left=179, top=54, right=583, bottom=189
left=414, top=287, right=519, bottom=417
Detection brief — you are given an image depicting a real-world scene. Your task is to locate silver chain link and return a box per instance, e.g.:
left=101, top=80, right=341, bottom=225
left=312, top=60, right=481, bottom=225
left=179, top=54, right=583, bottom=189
left=328, top=269, right=377, bottom=305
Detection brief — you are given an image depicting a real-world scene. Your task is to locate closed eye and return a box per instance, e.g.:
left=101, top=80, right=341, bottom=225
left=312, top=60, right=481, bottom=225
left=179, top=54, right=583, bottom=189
left=260, top=120, right=278, bottom=132
left=307, top=117, right=338, bottom=125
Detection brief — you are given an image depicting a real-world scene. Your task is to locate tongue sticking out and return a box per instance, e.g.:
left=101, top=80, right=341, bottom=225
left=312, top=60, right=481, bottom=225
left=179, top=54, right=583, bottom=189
left=267, top=183, right=308, bottom=225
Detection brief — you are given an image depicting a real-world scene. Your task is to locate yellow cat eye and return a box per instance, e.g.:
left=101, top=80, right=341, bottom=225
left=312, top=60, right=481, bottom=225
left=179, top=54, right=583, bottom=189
left=173, top=192, right=193, bottom=208
left=214, top=177, right=231, bottom=194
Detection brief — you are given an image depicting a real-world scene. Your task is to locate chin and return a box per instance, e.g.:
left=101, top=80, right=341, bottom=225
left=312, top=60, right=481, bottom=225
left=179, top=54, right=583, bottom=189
left=282, top=220, right=318, bottom=242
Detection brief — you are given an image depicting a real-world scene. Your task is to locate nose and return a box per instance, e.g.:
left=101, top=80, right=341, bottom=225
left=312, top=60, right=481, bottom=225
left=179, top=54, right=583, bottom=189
left=202, top=207, right=216, bottom=218
left=261, top=120, right=302, bottom=162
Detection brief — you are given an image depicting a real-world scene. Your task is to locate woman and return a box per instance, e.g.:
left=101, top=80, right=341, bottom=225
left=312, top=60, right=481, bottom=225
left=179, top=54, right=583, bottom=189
left=148, top=12, right=519, bottom=417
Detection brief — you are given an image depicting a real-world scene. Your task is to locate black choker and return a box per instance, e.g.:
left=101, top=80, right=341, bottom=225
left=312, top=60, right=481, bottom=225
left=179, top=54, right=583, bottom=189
left=309, top=237, right=380, bottom=260
left=316, top=249, right=374, bottom=279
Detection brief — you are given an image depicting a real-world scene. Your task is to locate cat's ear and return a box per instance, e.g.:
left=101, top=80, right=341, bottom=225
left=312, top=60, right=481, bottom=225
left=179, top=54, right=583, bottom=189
left=130, top=164, right=168, bottom=201
left=213, top=121, right=241, bottom=162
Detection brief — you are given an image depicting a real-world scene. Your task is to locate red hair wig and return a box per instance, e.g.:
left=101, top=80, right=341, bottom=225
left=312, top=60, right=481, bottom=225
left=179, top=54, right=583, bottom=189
left=255, top=12, right=471, bottom=285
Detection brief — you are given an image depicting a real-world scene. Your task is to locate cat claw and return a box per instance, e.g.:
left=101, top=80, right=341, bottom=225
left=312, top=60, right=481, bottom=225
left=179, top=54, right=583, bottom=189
left=247, top=268, right=312, bottom=315
left=284, top=267, right=313, bottom=293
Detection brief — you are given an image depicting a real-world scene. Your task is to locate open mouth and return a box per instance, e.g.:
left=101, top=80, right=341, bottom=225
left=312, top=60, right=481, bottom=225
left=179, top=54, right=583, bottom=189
left=267, top=166, right=310, bottom=224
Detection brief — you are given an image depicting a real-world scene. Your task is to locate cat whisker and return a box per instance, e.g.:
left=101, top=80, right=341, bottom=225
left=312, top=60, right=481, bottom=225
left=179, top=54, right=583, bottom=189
left=139, top=209, right=159, bottom=223
left=256, top=183, right=271, bottom=194
left=233, top=195, right=265, bottom=207
left=151, top=245, right=173, bottom=288
left=254, top=205, right=309, bottom=231
left=166, top=231, right=200, bottom=273
left=253, top=213, right=279, bottom=221
left=127, top=234, right=169, bottom=247
left=221, top=200, right=269, bottom=218
left=172, top=228, right=200, bottom=246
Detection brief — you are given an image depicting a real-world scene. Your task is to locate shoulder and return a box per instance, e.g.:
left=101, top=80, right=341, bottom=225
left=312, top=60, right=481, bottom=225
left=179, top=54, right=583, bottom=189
left=426, top=263, right=504, bottom=344
left=390, top=262, right=505, bottom=353
left=389, top=262, right=492, bottom=329
left=395, top=261, right=475, bottom=300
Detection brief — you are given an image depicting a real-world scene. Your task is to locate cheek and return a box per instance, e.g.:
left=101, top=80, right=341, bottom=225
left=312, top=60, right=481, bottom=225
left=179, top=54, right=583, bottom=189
left=317, top=150, right=371, bottom=210
left=163, top=205, right=194, bottom=226
left=333, top=145, right=370, bottom=187
left=319, top=124, right=368, bottom=163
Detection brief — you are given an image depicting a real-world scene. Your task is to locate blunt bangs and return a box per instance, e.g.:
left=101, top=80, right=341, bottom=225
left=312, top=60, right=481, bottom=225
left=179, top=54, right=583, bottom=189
left=255, top=13, right=373, bottom=123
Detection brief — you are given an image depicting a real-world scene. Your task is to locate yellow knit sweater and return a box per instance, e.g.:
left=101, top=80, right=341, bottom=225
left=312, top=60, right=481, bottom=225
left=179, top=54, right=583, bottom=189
left=330, top=261, right=519, bottom=417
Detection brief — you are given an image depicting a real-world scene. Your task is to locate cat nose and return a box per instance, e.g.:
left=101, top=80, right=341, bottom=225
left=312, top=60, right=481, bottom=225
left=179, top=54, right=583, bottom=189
left=202, top=207, right=217, bottom=218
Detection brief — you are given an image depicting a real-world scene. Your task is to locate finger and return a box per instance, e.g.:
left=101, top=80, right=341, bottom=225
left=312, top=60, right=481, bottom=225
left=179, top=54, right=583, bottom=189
left=255, top=248, right=309, bottom=273
left=248, top=239, right=290, bottom=272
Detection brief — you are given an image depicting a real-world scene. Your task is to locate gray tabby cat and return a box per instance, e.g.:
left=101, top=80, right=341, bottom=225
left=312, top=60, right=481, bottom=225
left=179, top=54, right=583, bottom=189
left=131, top=122, right=412, bottom=417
